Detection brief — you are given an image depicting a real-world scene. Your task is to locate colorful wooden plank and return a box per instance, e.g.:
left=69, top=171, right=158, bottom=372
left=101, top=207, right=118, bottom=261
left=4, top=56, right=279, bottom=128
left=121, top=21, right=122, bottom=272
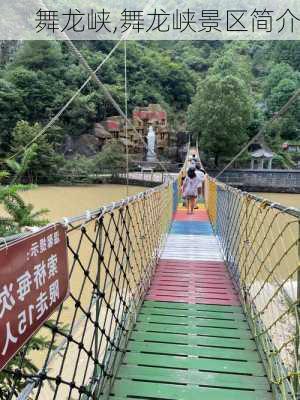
left=126, top=340, right=260, bottom=361
left=131, top=330, right=257, bottom=350
left=108, top=199, right=271, bottom=400
left=111, top=380, right=272, bottom=400
left=141, top=302, right=246, bottom=319
left=117, top=365, right=269, bottom=390
left=143, top=300, right=243, bottom=313
left=173, top=211, right=209, bottom=221
left=161, top=234, right=223, bottom=261
left=170, top=221, right=213, bottom=235
left=145, top=295, right=240, bottom=305
left=137, top=314, right=249, bottom=329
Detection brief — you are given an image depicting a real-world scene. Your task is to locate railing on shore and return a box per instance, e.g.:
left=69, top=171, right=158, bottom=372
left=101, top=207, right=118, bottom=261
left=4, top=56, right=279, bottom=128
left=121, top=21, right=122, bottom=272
left=205, top=177, right=300, bottom=399
left=207, top=169, right=300, bottom=192
left=3, top=179, right=177, bottom=400
left=46, top=168, right=180, bottom=185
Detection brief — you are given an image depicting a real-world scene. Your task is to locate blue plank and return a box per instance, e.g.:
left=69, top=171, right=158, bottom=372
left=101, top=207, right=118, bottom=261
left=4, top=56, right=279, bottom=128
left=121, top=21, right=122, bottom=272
left=170, top=221, right=213, bottom=235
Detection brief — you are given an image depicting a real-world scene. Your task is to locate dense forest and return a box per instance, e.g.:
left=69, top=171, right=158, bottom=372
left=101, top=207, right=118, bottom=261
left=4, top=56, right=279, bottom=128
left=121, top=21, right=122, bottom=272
left=0, top=40, right=300, bottom=181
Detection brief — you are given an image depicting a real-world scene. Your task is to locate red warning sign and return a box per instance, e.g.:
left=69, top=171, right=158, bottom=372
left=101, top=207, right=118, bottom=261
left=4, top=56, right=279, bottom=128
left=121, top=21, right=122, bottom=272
left=0, top=224, right=69, bottom=371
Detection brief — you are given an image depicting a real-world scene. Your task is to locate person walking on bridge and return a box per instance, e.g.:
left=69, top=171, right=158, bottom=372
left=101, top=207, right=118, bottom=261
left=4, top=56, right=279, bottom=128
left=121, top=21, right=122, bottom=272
left=195, top=163, right=206, bottom=198
left=182, top=167, right=199, bottom=214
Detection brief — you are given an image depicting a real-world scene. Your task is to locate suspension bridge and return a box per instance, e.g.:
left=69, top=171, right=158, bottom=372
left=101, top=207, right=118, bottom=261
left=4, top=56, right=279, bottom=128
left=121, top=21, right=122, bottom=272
left=1, top=145, right=298, bottom=400
left=1, top=27, right=300, bottom=400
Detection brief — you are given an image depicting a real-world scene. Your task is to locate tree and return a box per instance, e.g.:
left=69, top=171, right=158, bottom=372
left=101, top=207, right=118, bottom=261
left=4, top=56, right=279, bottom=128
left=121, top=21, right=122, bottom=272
left=209, top=46, right=253, bottom=85
left=188, top=75, right=252, bottom=166
left=272, top=42, right=300, bottom=71
left=14, top=41, right=64, bottom=73
left=95, top=140, right=127, bottom=174
left=6, top=144, right=38, bottom=184
left=6, top=67, right=65, bottom=124
left=0, top=147, right=49, bottom=236
left=0, top=185, right=49, bottom=236
left=0, top=145, right=51, bottom=399
left=263, top=63, right=300, bottom=98
left=264, top=64, right=300, bottom=141
left=10, top=121, right=63, bottom=183
left=0, top=79, right=27, bottom=153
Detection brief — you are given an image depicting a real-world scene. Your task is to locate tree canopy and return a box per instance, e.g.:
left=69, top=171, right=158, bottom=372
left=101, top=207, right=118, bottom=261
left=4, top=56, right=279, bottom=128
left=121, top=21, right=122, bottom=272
left=0, top=39, right=300, bottom=174
left=188, top=75, right=252, bottom=166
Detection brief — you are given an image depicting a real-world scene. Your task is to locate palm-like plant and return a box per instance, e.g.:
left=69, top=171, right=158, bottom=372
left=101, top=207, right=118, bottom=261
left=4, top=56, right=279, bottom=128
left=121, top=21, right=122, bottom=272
left=0, top=145, right=50, bottom=398
left=0, top=144, right=49, bottom=237
left=6, top=143, right=37, bottom=184
left=0, top=187, right=49, bottom=236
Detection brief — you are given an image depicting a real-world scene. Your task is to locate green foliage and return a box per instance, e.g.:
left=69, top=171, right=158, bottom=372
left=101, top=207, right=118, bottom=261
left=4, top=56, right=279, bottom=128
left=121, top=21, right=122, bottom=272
left=6, top=144, right=38, bottom=184
left=209, top=46, right=253, bottom=85
left=188, top=75, right=252, bottom=166
left=263, top=63, right=300, bottom=98
left=272, top=42, right=300, bottom=71
left=0, top=334, right=51, bottom=399
left=14, top=41, right=64, bottom=72
left=57, top=141, right=129, bottom=182
left=0, top=148, right=49, bottom=398
left=263, top=63, right=300, bottom=141
left=0, top=79, right=27, bottom=153
left=0, top=39, right=300, bottom=175
left=0, top=181, right=49, bottom=237
left=57, top=155, right=96, bottom=183
left=10, top=121, right=63, bottom=183
left=95, top=140, right=128, bottom=173
left=0, top=189, right=48, bottom=236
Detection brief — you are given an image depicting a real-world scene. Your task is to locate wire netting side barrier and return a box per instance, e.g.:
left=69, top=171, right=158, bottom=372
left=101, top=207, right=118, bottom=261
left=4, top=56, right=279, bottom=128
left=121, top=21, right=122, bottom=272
left=3, top=179, right=176, bottom=400
left=205, top=176, right=300, bottom=399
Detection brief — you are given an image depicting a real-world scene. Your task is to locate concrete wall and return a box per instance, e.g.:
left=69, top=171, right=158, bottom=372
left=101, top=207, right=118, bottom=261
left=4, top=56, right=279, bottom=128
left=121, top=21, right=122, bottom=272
left=208, top=169, right=300, bottom=193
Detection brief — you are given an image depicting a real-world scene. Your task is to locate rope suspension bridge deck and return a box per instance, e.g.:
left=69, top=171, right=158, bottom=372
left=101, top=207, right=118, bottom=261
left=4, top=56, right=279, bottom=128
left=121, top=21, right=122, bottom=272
left=109, top=198, right=272, bottom=400
left=3, top=148, right=299, bottom=400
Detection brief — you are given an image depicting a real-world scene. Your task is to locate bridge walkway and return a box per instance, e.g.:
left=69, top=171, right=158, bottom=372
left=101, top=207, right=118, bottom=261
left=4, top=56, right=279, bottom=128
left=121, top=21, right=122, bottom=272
left=108, top=198, right=272, bottom=400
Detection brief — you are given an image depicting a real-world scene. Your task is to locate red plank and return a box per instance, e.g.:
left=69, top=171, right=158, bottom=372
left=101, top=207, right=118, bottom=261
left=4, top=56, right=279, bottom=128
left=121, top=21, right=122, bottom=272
left=147, top=258, right=240, bottom=306
left=156, top=266, right=224, bottom=272
left=150, top=285, right=236, bottom=294
left=145, top=294, right=240, bottom=306
left=148, top=287, right=237, bottom=296
left=154, top=272, right=231, bottom=279
left=173, top=211, right=209, bottom=221
left=158, top=260, right=225, bottom=266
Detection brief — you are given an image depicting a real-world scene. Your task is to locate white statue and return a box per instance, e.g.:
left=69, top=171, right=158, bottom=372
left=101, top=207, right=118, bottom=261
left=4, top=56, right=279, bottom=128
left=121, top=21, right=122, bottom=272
left=147, top=125, right=157, bottom=161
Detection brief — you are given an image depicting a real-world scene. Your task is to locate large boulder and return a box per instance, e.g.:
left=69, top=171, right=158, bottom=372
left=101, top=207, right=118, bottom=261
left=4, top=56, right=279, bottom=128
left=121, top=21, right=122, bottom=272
left=74, top=134, right=100, bottom=156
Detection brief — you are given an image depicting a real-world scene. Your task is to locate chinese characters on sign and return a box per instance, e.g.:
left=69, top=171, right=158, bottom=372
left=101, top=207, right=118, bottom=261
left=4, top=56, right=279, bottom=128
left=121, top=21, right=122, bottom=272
left=35, top=7, right=300, bottom=36
left=0, top=224, right=69, bottom=371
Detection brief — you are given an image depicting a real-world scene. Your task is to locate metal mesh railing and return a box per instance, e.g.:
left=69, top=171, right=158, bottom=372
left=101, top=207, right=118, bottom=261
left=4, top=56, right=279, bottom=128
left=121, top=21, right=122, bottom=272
left=2, top=179, right=176, bottom=400
left=205, top=176, right=300, bottom=399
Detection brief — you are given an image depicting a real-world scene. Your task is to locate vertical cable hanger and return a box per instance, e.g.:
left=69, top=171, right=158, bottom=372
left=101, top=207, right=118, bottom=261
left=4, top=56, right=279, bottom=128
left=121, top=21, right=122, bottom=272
left=124, top=40, right=129, bottom=197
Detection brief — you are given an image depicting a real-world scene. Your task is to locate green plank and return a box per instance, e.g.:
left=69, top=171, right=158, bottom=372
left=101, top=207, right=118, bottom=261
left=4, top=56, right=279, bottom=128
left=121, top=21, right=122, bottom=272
left=124, top=352, right=265, bottom=375
left=143, top=300, right=243, bottom=313
left=137, top=313, right=249, bottom=329
left=117, top=365, right=269, bottom=390
left=131, top=331, right=257, bottom=349
left=111, top=379, right=272, bottom=400
left=135, top=322, right=252, bottom=339
left=140, top=305, right=246, bottom=320
left=127, top=340, right=260, bottom=361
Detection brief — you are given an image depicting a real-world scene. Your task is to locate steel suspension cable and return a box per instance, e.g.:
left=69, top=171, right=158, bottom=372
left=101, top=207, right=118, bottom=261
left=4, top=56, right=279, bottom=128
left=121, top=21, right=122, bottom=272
left=7, top=39, right=124, bottom=161
left=124, top=40, right=129, bottom=196
left=62, top=38, right=172, bottom=178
